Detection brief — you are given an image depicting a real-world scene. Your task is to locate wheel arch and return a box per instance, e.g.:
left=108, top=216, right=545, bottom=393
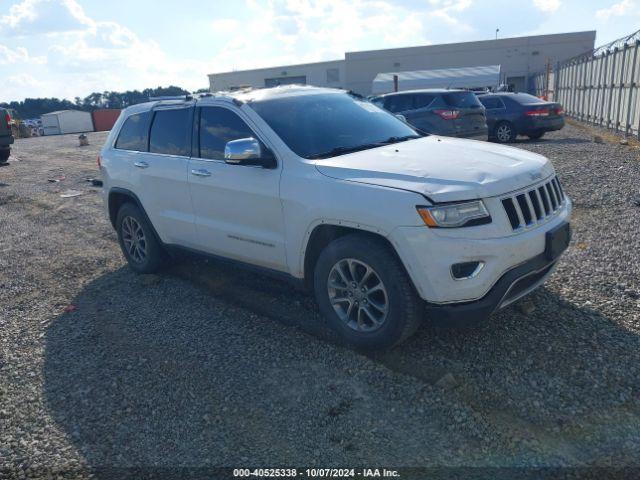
left=108, top=187, right=163, bottom=244
left=301, top=221, right=405, bottom=291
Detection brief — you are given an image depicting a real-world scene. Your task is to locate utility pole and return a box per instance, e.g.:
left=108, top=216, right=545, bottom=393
left=495, top=28, right=499, bottom=40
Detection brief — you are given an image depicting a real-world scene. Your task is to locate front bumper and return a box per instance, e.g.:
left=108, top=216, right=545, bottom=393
left=425, top=248, right=563, bottom=327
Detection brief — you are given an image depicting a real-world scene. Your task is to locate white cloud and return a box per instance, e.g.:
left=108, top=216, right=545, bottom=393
left=428, top=0, right=473, bottom=30
left=596, top=0, right=634, bottom=19
left=533, top=0, right=561, bottom=13
left=0, top=44, right=45, bottom=65
left=211, top=18, right=240, bottom=33
left=0, top=0, right=212, bottom=101
left=6, top=73, right=42, bottom=87
left=1, top=0, right=93, bottom=35
left=207, top=0, right=457, bottom=73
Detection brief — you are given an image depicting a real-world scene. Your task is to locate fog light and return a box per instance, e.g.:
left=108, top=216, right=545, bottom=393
left=451, top=261, right=485, bottom=280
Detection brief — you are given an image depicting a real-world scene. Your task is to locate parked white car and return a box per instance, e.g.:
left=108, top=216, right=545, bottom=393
left=99, top=86, right=571, bottom=349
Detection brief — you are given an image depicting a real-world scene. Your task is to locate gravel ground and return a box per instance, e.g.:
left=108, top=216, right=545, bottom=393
left=0, top=125, right=639, bottom=478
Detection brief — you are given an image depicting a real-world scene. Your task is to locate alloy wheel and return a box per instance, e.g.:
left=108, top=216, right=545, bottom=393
left=121, top=216, right=147, bottom=263
left=327, top=258, right=389, bottom=332
left=496, top=124, right=512, bottom=142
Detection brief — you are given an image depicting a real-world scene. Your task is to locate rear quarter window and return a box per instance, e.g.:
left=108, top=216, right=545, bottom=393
left=114, top=111, right=151, bottom=151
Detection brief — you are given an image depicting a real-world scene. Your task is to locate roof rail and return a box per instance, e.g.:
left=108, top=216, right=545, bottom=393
left=148, top=95, right=193, bottom=101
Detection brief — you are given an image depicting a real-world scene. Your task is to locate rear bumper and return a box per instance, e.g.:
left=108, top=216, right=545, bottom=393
left=521, top=116, right=564, bottom=133
left=425, top=249, right=563, bottom=327
left=0, top=135, right=13, bottom=147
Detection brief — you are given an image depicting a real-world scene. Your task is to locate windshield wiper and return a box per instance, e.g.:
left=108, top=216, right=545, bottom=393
left=308, top=135, right=422, bottom=160
left=307, top=142, right=388, bottom=159
left=382, top=134, right=422, bottom=143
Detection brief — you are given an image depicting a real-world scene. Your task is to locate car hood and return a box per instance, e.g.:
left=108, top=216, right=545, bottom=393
left=314, top=136, right=555, bottom=202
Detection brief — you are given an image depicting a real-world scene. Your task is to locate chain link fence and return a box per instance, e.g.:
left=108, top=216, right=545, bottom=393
left=530, top=29, right=640, bottom=138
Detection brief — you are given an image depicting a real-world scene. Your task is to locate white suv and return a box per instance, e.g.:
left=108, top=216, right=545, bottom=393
left=99, top=86, right=571, bottom=350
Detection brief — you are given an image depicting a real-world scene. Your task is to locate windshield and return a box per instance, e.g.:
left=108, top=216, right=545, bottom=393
left=249, top=92, right=420, bottom=159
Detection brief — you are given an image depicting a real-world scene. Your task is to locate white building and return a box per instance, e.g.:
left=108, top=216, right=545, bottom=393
left=41, top=110, right=94, bottom=136
left=208, top=31, right=596, bottom=96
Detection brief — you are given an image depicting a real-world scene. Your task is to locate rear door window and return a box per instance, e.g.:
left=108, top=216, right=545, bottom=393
left=479, top=96, right=505, bottom=109
left=198, top=107, right=256, bottom=160
left=384, top=94, right=415, bottom=113
left=442, top=92, right=483, bottom=109
left=115, top=111, right=151, bottom=151
left=149, top=108, right=192, bottom=156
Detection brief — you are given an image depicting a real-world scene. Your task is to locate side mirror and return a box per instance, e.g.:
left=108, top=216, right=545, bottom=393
left=395, top=114, right=407, bottom=123
left=224, top=137, right=276, bottom=168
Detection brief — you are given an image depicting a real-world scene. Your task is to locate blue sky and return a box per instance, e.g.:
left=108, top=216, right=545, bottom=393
left=0, top=0, right=638, bottom=102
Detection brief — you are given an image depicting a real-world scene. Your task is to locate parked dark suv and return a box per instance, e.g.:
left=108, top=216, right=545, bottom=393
left=370, top=89, right=488, bottom=140
left=0, top=108, right=14, bottom=164
left=478, top=92, right=564, bottom=143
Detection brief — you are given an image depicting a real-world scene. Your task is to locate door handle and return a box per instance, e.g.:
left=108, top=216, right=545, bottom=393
left=133, top=161, right=149, bottom=169
left=191, top=168, right=212, bottom=177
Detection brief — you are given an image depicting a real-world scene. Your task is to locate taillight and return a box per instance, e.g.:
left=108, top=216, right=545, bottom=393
left=4, top=112, right=10, bottom=128
left=97, top=154, right=101, bottom=168
left=556, top=107, right=564, bottom=115
left=434, top=109, right=460, bottom=120
left=525, top=109, right=550, bottom=117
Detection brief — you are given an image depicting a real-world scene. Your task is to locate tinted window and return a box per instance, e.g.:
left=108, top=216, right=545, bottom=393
left=199, top=107, right=256, bottom=160
left=442, top=92, right=483, bottom=108
left=149, top=108, right=191, bottom=156
left=413, top=93, right=436, bottom=109
left=508, top=93, right=547, bottom=104
left=479, top=96, right=505, bottom=109
left=250, top=92, right=420, bottom=159
left=384, top=94, right=414, bottom=113
left=115, top=111, right=151, bottom=151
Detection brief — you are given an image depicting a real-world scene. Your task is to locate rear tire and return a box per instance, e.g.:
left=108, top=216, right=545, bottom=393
left=116, top=202, right=166, bottom=274
left=527, top=131, right=545, bottom=140
left=313, top=233, right=423, bottom=350
left=493, top=121, right=516, bottom=143
left=0, top=149, right=9, bottom=164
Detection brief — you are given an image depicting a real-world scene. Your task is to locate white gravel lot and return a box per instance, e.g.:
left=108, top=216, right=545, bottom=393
left=0, top=124, right=639, bottom=478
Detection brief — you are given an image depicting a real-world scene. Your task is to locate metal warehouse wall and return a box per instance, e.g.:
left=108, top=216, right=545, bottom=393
left=531, top=29, right=640, bottom=137
left=345, top=31, right=596, bottom=95
left=92, top=109, right=122, bottom=132
left=208, top=32, right=595, bottom=96
left=209, top=59, right=345, bottom=92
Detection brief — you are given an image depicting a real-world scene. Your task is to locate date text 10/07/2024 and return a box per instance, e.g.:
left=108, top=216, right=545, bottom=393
left=233, top=468, right=401, bottom=478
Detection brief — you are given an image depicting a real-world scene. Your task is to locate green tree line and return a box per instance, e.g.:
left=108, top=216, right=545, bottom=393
left=1, top=86, right=209, bottom=119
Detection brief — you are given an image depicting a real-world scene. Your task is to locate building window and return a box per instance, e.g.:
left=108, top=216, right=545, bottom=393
left=326, top=68, right=340, bottom=83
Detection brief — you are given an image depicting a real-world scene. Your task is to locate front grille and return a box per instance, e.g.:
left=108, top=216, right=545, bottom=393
left=501, top=176, right=566, bottom=230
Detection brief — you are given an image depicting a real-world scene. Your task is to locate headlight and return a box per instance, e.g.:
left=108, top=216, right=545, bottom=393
left=417, top=200, right=491, bottom=228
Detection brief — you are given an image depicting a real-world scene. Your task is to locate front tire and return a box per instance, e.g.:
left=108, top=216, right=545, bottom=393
left=116, top=203, right=166, bottom=274
left=493, top=121, right=516, bottom=143
left=313, top=233, right=423, bottom=350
